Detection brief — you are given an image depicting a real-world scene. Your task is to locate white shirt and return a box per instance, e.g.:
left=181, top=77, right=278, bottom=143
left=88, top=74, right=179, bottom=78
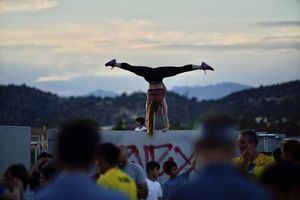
left=146, top=178, right=162, bottom=200
left=134, top=126, right=147, bottom=131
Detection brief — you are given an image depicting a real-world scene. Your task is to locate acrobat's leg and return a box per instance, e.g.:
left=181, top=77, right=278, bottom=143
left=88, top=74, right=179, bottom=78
left=155, top=62, right=214, bottom=79
left=105, top=59, right=152, bottom=78
left=161, top=97, right=169, bottom=132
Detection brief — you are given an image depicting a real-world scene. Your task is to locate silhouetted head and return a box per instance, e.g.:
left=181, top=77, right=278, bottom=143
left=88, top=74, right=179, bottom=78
left=56, top=118, right=100, bottom=170
left=260, top=162, right=300, bottom=200
left=97, top=143, right=120, bottom=173
left=197, top=113, right=237, bottom=150
left=3, top=164, right=28, bottom=191
left=196, top=113, right=237, bottom=166
left=282, top=140, right=300, bottom=164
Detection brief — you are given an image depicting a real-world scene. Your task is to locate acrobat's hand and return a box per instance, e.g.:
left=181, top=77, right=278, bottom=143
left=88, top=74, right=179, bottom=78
left=161, top=128, right=169, bottom=132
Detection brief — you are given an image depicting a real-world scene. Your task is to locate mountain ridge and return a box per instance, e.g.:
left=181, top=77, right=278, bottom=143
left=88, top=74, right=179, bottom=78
left=172, top=82, right=252, bottom=100
left=1, top=80, right=299, bottom=135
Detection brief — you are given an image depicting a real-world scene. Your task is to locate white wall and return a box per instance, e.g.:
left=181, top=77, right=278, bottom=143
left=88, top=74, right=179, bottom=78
left=48, top=130, right=285, bottom=181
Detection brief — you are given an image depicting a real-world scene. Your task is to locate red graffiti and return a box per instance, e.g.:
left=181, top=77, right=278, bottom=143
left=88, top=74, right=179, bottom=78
left=148, top=144, right=173, bottom=163
left=123, top=143, right=194, bottom=174
left=127, top=145, right=144, bottom=167
left=174, top=146, right=195, bottom=171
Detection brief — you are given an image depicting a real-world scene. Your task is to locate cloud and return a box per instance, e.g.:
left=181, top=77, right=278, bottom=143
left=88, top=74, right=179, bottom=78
left=36, top=73, right=81, bottom=82
left=158, top=39, right=300, bottom=51
left=0, top=0, right=59, bottom=13
left=1, top=20, right=299, bottom=83
left=256, top=21, right=300, bottom=28
left=1, top=20, right=299, bottom=55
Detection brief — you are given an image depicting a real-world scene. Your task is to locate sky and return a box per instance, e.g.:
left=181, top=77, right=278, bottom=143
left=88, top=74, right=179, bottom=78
left=0, top=0, right=299, bottom=96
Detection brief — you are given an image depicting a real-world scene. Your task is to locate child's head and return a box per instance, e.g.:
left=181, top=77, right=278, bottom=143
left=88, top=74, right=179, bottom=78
left=135, top=117, right=145, bottom=127
left=146, top=161, right=160, bottom=179
left=163, top=160, right=178, bottom=178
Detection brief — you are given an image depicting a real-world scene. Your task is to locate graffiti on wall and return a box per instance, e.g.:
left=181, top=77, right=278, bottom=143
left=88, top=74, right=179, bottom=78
left=124, top=143, right=195, bottom=174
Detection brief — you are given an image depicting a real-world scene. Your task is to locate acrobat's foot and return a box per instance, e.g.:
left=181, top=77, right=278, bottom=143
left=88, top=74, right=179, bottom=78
left=201, top=62, right=214, bottom=72
left=105, top=59, right=117, bottom=69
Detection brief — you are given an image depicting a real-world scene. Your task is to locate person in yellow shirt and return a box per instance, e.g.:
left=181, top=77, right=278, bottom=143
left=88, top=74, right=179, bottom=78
left=96, top=143, right=137, bottom=200
left=233, top=129, right=274, bottom=178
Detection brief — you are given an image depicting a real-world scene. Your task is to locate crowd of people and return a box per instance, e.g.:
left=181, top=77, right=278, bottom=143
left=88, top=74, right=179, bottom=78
left=0, top=115, right=300, bottom=200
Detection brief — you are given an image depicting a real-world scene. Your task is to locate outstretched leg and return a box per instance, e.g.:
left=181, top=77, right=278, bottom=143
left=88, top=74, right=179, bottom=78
left=105, top=59, right=153, bottom=78
left=155, top=62, right=214, bottom=79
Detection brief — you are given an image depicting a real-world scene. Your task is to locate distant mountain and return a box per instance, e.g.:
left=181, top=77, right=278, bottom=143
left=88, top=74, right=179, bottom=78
left=172, top=82, right=252, bottom=101
left=85, top=89, right=118, bottom=98
left=1, top=81, right=299, bottom=135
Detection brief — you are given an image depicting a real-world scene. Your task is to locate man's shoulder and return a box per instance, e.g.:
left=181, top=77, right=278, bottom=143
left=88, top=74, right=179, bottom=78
left=146, top=178, right=160, bottom=186
left=32, top=186, right=126, bottom=200
left=255, top=153, right=275, bottom=166
left=171, top=175, right=269, bottom=200
left=127, top=162, right=144, bottom=171
left=116, top=168, right=136, bottom=184
left=33, top=184, right=126, bottom=200
left=102, top=168, right=134, bottom=182
left=232, top=156, right=243, bottom=165
left=162, top=178, right=172, bottom=186
left=134, top=127, right=147, bottom=131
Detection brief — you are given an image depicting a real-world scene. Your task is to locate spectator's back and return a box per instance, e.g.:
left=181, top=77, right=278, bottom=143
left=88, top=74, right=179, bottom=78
left=32, top=118, right=126, bottom=200
left=171, top=165, right=269, bottom=200
left=171, top=113, right=270, bottom=200
left=32, top=172, right=124, bottom=200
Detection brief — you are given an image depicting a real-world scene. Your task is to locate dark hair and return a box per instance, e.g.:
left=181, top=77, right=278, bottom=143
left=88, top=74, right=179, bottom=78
left=240, top=129, right=258, bottom=147
left=273, top=148, right=282, bottom=163
left=57, top=118, right=100, bottom=166
left=4, top=164, right=29, bottom=190
left=282, top=140, right=300, bottom=162
left=40, top=160, right=58, bottom=181
left=97, top=143, right=120, bottom=165
left=37, top=152, right=53, bottom=160
left=146, top=161, right=160, bottom=174
left=260, top=162, right=300, bottom=195
left=198, top=113, right=236, bottom=149
left=135, top=117, right=145, bottom=125
left=163, top=160, right=177, bottom=175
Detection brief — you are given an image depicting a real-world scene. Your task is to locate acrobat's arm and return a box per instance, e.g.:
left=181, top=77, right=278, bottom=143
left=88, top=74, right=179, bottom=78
left=161, top=97, right=169, bottom=132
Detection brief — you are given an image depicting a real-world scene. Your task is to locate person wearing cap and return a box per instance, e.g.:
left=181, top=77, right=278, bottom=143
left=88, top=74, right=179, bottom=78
left=170, top=113, right=270, bottom=200
left=233, top=129, right=274, bottom=178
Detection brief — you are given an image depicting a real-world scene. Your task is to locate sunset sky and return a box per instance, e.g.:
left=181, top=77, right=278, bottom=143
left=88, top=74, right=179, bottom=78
left=0, top=0, right=299, bottom=95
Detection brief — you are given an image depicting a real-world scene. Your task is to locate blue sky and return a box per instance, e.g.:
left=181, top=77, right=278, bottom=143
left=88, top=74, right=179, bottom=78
left=0, top=0, right=299, bottom=95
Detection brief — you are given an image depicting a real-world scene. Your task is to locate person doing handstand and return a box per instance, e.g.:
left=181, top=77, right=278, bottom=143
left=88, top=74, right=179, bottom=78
left=105, top=59, right=214, bottom=136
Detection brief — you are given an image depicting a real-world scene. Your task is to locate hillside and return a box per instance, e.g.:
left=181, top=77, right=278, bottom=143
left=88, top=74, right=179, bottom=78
left=0, top=81, right=299, bottom=135
left=85, top=89, right=118, bottom=98
left=172, top=82, right=251, bottom=100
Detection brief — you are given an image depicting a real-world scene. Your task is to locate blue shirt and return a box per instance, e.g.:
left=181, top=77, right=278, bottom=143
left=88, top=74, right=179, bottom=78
left=0, top=185, right=4, bottom=196
left=170, top=164, right=270, bottom=200
left=162, top=171, right=190, bottom=200
left=123, top=162, right=146, bottom=185
left=32, top=171, right=127, bottom=200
